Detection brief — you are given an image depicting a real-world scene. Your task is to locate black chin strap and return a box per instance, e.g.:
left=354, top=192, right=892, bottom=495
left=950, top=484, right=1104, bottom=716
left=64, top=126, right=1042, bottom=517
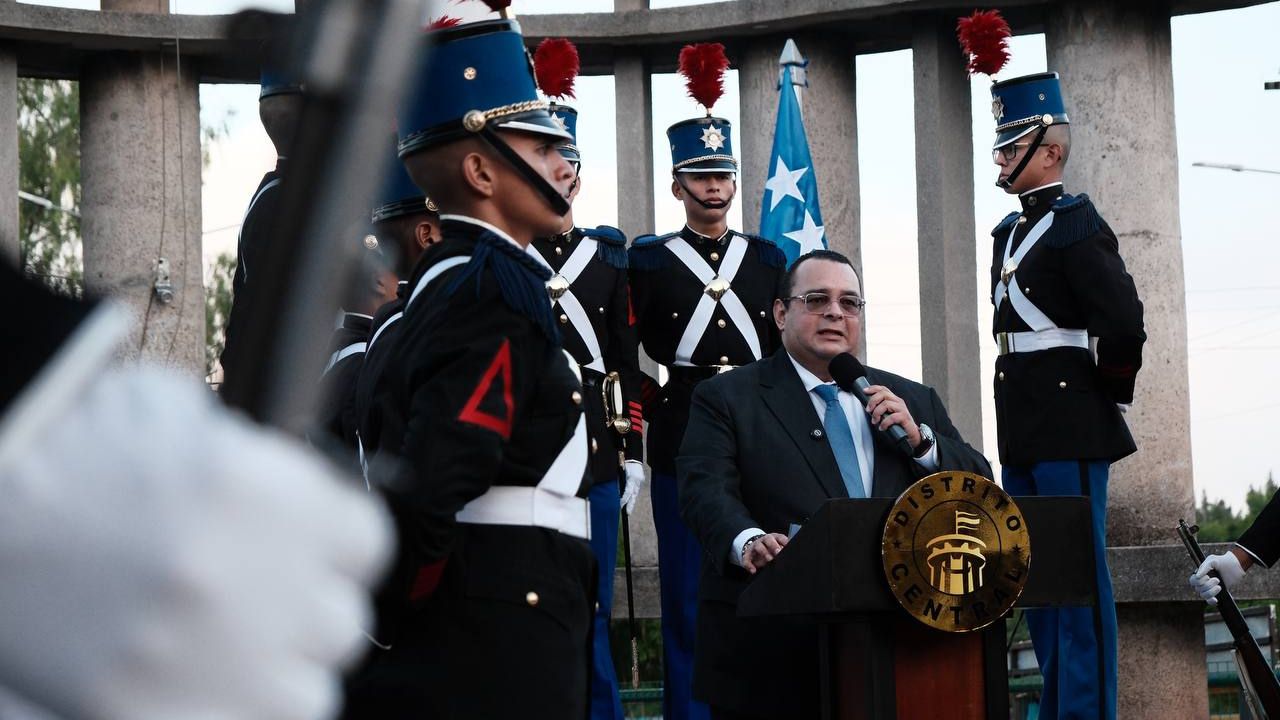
left=996, top=125, right=1048, bottom=190
left=675, top=174, right=736, bottom=210
left=478, top=126, right=571, bottom=216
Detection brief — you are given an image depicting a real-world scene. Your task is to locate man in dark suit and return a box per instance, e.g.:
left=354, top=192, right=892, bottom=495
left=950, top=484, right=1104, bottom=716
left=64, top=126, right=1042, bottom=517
left=1191, top=487, right=1280, bottom=604
left=678, top=249, right=991, bottom=720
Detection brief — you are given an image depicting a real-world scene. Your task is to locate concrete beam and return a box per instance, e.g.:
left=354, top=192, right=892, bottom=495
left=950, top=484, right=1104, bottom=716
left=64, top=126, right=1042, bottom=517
left=912, top=16, right=982, bottom=445
left=0, top=0, right=1268, bottom=81
left=613, top=543, right=1279, bottom=619
left=80, top=49, right=203, bottom=373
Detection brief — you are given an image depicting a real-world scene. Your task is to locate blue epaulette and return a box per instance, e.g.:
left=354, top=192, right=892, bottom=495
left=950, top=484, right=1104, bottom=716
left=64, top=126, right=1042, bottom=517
left=1046, top=193, right=1105, bottom=249
left=742, top=233, right=787, bottom=269
left=991, top=211, right=1020, bottom=238
left=581, top=225, right=628, bottom=270
left=445, top=231, right=558, bottom=342
left=628, top=232, right=677, bottom=271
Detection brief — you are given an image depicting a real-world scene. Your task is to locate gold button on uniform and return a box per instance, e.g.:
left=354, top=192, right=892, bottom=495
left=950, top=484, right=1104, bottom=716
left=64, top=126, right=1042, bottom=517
left=710, top=252, right=720, bottom=262
left=1024, top=287, right=1031, bottom=295
left=717, top=319, right=727, bottom=328
left=554, top=246, right=564, bottom=256
left=571, top=391, right=582, bottom=405
left=559, top=314, right=569, bottom=324
left=598, top=307, right=605, bottom=314
left=591, top=439, right=598, bottom=453
left=1058, top=381, right=1067, bottom=389
left=526, top=591, right=539, bottom=607
left=1017, top=216, right=1027, bottom=225
left=998, top=371, right=1005, bottom=381
left=719, top=355, right=729, bottom=364
left=759, top=310, right=767, bottom=318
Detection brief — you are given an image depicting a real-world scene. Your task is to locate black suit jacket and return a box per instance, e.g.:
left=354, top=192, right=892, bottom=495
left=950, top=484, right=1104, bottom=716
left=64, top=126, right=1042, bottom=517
left=1240, top=488, right=1280, bottom=568
left=677, top=349, right=991, bottom=717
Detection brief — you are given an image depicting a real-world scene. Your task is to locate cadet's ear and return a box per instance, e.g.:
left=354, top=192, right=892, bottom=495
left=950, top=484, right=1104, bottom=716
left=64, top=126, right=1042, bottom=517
left=415, top=220, right=439, bottom=249
left=460, top=150, right=497, bottom=198
left=671, top=178, right=683, bottom=200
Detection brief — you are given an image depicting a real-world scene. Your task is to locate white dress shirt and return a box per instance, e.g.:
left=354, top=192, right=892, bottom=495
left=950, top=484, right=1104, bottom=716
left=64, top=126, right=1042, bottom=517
left=729, top=352, right=939, bottom=567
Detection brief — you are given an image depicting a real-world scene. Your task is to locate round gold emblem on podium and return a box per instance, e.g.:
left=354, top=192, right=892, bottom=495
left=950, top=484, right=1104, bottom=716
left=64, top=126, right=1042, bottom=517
left=881, top=471, right=1030, bottom=633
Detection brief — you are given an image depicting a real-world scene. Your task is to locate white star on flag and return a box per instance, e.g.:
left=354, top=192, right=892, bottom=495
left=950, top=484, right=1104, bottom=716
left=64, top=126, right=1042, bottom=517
left=784, top=210, right=826, bottom=256
left=764, top=156, right=809, bottom=211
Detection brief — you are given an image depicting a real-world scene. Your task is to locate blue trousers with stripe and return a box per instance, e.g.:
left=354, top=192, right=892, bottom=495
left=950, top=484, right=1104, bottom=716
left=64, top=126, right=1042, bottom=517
left=651, top=471, right=710, bottom=720
left=1003, top=461, right=1117, bottom=720
left=588, top=480, right=625, bottom=720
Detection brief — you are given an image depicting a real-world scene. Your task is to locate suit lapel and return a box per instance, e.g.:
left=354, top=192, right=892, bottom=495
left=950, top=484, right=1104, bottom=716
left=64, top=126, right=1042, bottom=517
left=862, top=367, right=920, bottom=497
left=759, top=351, right=849, bottom=500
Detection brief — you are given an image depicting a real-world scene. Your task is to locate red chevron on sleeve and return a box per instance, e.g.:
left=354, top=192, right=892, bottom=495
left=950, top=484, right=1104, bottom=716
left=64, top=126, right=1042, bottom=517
left=457, top=340, right=515, bottom=439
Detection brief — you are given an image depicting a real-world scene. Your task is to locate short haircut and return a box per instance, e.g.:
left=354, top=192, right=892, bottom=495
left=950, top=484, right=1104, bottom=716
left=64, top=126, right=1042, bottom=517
left=258, top=94, right=303, bottom=156
left=1046, top=124, right=1071, bottom=166
left=780, top=248, right=861, bottom=299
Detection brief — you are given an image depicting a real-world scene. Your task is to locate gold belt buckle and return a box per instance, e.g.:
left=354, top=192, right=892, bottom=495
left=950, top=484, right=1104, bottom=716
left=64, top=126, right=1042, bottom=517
left=715, top=364, right=735, bottom=375
left=997, top=333, right=1011, bottom=355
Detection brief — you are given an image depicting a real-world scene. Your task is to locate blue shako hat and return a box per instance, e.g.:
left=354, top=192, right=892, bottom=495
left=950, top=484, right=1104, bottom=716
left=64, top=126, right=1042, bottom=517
left=372, top=139, right=434, bottom=223
left=397, top=19, right=571, bottom=158
left=990, top=71, right=1069, bottom=149
left=549, top=103, right=579, bottom=162
left=668, top=116, right=737, bottom=174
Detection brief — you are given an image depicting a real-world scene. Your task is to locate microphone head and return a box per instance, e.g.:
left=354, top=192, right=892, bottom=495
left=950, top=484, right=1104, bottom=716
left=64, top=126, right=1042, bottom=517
left=828, top=353, right=866, bottom=391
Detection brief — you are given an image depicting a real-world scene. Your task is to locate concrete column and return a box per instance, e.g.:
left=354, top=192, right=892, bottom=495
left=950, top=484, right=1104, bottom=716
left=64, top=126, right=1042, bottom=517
left=738, top=33, right=858, bottom=263
left=0, top=43, right=17, bottom=267
left=911, top=18, right=982, bottom=446
left=614, top=53, right=654, bottom=238
left=1046, top=3, right=1203, bottom=717
left=81, top=45, right=204, bottom=373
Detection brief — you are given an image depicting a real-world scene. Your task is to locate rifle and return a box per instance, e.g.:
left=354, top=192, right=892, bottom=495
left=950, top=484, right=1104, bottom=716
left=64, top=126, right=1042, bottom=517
left=1179, top=519, right=1280, bottom=719
left=604, top=371, right=641, bottom=689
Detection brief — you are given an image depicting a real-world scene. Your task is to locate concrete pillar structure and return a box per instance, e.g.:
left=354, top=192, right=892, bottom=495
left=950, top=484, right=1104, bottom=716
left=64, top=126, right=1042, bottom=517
left=81, top=1, right=203, bottom=373
left=0, top=42, right=17, bottom=267
left=738, top=33, right=859, bottom=265
left=613, top=46, right=659, bottom=572
left=911, top=18, right=982, bottom=445
left=1046, top=2, right=1203, bottom=717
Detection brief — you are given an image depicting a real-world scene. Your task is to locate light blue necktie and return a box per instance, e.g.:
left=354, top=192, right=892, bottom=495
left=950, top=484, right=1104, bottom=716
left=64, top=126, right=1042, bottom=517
left=813, top=383, right=866, bottom=499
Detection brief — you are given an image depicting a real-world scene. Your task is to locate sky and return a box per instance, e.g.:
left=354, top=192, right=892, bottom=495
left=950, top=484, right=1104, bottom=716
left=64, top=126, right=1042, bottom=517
left=24, top=0, right=1280, bottom=510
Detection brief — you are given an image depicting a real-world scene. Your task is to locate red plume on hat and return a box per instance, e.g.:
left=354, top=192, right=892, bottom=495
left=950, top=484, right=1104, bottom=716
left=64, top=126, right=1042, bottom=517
left=479, top=0, right=513, bottom=17
left=956, top=9, right=1011, bottom=77
left=678, top=43, right=729, bottom=113
left=426, top=15, right=461, bottom=30
left=534, top=38, right=579, bottom=101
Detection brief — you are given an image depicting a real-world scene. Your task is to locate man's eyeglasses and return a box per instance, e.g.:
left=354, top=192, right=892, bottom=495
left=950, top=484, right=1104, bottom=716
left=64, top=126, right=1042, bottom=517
left=784, top=292, right=866, bottom=317
left=993, top=142, right=1036, bottom=163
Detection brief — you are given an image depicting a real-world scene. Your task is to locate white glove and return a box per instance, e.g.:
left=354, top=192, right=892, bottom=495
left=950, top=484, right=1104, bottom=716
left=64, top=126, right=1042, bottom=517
left=620, top=460, right=647, bottom=515
left=0, top=366, right=392, bottom=720
left=1190, top=550, right=1248, bottom=605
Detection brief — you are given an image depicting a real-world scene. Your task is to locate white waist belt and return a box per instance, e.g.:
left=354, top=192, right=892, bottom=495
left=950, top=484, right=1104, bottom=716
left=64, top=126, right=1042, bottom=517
left=456, top=486, right=590, bottom=540
left=996, top=328, right=1089, bottom=356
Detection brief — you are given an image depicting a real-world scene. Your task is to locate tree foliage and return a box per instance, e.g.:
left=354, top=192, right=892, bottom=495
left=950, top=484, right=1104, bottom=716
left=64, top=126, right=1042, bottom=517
left=18, top=78, right=81, bottom=296
left=205, top=251, right=236, bottom=381
left=1197, top=474, right=1279, bottom=542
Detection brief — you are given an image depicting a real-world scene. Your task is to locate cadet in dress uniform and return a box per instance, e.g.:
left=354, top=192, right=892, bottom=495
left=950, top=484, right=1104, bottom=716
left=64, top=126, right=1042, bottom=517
left=352, top=143, right=443, bottom=477
left=986, top=72, right=1145, bottom=720
left=314, top=232, right=397, bottom=469
left=529, top=49, right=646, bottom=717
left=220, top=65, right=303, bottom=388
left=346, top=16, right=592, bottom=719
left=628, top=43, right=786, bottom=720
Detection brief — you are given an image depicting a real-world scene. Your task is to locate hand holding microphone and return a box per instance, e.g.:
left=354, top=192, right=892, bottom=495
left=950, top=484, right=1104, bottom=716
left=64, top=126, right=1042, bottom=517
left=828, top=353, right=922, bottom=457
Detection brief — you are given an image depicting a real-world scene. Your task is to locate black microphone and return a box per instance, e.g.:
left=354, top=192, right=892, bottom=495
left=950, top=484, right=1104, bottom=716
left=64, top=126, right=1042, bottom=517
left=828, top=353, right=914, bottom=457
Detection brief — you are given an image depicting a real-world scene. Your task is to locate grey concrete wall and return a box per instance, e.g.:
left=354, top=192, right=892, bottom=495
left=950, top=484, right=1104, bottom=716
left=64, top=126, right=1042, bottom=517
left=0, top=43, right=16, bottom=268
left=80, top=49, right=203, bottom=373
left=1046, top=2, right=1202, bottom=717
left=738, top=33, right=859, bottom=266
left=912, top=18, right=983, bottom=446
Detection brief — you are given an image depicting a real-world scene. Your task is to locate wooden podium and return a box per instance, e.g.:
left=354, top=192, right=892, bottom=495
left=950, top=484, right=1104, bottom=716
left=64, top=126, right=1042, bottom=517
left=736, top=497, right=1098, bottom=720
